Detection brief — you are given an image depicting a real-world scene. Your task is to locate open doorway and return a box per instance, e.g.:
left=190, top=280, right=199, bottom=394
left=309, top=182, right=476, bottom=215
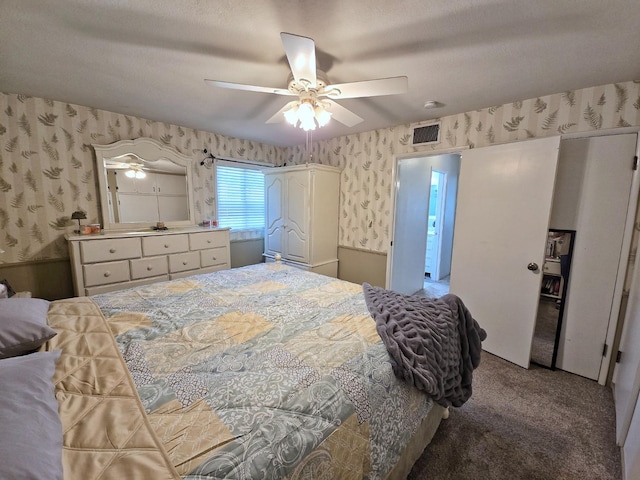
left=425, top=170, right=445, bottom=280
left=423, top=170, right=450, bottom=297
left=387, top=152, right=461, bottom=296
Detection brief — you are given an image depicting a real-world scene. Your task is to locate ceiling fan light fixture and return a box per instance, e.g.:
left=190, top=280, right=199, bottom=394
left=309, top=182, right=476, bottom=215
left=314, top=104, right=331, bottom=127
left=283, top=99, right=332, bottom=131
left=297, top=102, right=315, bottom=123
left=125, top=165, right=146, bottom=179
left=284, top=105, right=299, bottom=126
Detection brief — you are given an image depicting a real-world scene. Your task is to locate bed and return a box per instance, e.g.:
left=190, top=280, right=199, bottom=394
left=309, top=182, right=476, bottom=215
left=1, top=262, right=483, bottom=479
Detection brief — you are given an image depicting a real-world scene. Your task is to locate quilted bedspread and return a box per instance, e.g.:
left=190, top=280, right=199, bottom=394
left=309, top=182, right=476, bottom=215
left=91, top=263, right=438, bottom=480
left=44, top=297, right=180, bottom=480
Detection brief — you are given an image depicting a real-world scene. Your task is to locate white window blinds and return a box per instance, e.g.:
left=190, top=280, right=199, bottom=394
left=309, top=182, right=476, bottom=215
left=216, top=161, right=265, bottom=230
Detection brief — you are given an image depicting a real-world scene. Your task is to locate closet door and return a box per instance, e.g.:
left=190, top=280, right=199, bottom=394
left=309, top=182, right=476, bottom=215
left=450, top=137, right=560, bottom=368
left=117, top=193, right=159, bottom=222
left=554, top=134, right=637, bottom=380
left=615, top=212, right=640, bottom=445
left=155, top=172, right=187, bottom=195
left=623, top=398, right=640, bottom=480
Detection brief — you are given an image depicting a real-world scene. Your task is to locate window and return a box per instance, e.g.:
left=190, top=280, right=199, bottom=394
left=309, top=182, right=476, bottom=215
left=216, top=161, right=265, bottom=230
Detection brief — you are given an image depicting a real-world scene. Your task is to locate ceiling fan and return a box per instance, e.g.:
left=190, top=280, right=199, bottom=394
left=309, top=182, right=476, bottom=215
left=104, top=159, right=148, bottom=179
left=205, top=33, right=408, bottom=131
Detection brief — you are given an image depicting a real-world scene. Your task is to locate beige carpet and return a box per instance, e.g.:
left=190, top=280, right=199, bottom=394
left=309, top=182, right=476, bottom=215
left=408, top=352, right=621, bottom=480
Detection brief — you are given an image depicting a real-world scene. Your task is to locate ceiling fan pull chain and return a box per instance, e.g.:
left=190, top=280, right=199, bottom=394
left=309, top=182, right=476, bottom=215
left=306, top=130, right=313, bottom=164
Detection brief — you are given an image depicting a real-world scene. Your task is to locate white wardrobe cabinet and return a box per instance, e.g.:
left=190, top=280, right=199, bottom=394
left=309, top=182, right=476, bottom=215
left=264, top=164, right=341, bottom=277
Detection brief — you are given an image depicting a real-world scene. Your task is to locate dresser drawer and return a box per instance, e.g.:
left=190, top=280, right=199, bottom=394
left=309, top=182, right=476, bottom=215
left=189, top=231, right=229, bottom=250
left=200, top=247, right=229, bottom=268
left=143, top=234, right=189, bottom=256
left=80, top=237, right=141, bottom=263
left=169, top=251, right=200, bottom=273
left=83, top=261, right=130, bottom=287
left=130, top=256, right=168, bottom=280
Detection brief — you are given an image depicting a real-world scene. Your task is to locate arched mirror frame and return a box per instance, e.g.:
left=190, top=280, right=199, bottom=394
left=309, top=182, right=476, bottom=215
left=93, top=138, right=196, bottom=231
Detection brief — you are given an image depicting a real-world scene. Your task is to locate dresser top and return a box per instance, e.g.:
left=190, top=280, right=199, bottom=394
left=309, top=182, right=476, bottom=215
left=65, top=226, right=230, bottom=241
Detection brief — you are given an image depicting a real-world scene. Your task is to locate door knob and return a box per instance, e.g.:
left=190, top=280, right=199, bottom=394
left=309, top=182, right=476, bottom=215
left=527, top=262, right=539, bottom=271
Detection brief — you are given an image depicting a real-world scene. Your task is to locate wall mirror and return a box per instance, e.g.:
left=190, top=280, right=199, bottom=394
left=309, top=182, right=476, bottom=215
left=530, top=229, right=575, bottom=370
left=93, top=138, right=196, bottom=231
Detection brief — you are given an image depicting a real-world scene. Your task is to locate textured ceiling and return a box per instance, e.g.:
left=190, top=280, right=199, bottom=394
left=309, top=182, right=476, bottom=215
left=1, top=0, right=639, bottom=147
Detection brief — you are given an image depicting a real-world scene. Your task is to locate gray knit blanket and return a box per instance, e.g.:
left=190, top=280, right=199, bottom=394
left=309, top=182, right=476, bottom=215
left=363, top=284, right=486, bottom=407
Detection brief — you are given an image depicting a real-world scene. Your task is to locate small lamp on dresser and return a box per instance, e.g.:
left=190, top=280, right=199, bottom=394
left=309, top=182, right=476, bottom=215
left=71, top=210, right=87, bottom=234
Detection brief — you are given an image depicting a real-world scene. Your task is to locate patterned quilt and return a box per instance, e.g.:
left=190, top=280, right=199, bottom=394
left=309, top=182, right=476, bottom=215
left=92, top=263, right=437, bottom=480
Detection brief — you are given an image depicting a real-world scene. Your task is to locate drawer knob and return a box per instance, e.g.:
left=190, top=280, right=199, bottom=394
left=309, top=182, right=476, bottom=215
left=109, top=248, right=116, bottom=253
left=164, top=244, right=170, bottom=248
left=207, top=239, right=212, bottom=243
left=183, top=261, right=188, bottom=265
left=147, top=266, right=153, bottom=271
left=212, top=257, right=216, bottom=261
left=104, top=271, right=111, bottom=277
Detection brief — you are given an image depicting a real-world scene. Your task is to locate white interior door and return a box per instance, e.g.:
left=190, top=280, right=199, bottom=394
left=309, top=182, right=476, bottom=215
left=449, top=137, right=560, bottom=368
left=117, top=193, right=159, bottom=222
left=615, top=250, right=640, bottom=446
left=554, top=134, right=637, bottom=380
left=389, top=157, right=431, bottom=295
left=623, top=400, right=640, bottom=480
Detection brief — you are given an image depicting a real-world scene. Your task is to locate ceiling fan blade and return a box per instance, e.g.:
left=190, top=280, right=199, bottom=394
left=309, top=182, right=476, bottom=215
left=265, top=101, right=299, bottom=124
left=205, top=79, right=293, bottom=96
left=322, top=76, right=408, bottom=99
left=323, top=99, right=364, bottom=127
left=281, top=32, right=317, bottom=88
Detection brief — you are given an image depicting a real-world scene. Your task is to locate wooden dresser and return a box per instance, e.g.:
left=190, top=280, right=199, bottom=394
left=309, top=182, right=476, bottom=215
left=67, top=227, right=230, bottom=296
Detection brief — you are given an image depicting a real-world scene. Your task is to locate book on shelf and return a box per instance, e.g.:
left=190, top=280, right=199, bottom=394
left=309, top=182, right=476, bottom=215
left=541, top=276, right=562, bottom=297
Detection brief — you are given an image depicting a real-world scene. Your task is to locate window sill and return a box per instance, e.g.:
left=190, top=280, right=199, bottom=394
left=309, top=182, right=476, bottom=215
left=228, top=228, right=265, bottom=242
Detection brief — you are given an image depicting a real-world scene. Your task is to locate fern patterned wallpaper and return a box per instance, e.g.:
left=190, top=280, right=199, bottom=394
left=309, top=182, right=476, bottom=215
left=2, top=81, right=639, bottom=267
left=285, top=80, right=640, bottom=255
left=0, top=93, right=282, bottom=264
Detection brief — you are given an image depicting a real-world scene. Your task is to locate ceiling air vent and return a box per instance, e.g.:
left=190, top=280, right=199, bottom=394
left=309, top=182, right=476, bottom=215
left=412, top=122, right=441, bottom=146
